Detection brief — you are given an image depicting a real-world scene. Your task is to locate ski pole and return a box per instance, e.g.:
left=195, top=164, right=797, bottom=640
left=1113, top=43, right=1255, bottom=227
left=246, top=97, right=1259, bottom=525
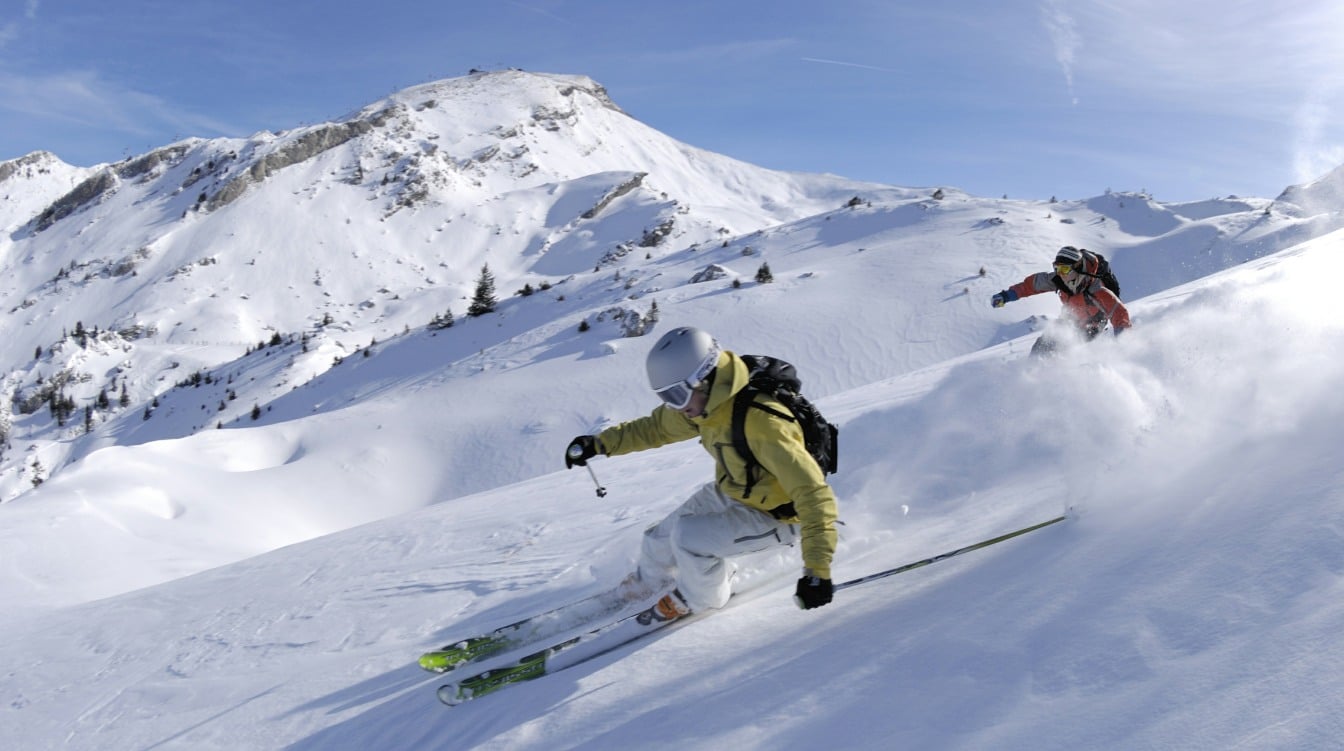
left=833, top=513, right=1067, bottom=595
left=567, top=445, right=607, bottom=498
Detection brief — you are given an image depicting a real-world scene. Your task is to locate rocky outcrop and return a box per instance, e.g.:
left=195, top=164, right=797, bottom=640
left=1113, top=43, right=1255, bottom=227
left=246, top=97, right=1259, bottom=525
left=593, top=304, right=657, bottom=337
left=34, top=169, right=117, bottom=232
left=0, top=151, right=58, bottom=183
left=689, top=264, right=733, bottom=284
left=117, top=144, right=192, bottom=180
left=582, top=173, right=647, bottom=219
left=205, top=120, right=377, bottom=211
left=31, top=146, right=196, bottom=232
left=639, top=217, right=675, bottom=247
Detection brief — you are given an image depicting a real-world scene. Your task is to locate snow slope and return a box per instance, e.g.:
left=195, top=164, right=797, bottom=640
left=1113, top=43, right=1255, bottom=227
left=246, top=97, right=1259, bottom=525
left=3, top=70, right=1344, bottom=750
left=4, top=218, right=1343, bottom=751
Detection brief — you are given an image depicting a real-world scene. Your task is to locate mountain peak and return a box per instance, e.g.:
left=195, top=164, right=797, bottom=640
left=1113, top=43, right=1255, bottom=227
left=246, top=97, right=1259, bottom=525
left=374, top=69, right=621, bottom=116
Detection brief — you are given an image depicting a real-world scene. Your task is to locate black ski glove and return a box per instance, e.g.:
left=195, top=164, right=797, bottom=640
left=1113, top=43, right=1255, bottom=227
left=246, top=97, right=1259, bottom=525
left=565, top=435, right=600, bottom=468
left=794, top=574, right=833, bottom=610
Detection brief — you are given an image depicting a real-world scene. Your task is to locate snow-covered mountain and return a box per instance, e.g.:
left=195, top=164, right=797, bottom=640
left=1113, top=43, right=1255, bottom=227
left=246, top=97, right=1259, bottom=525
left=4, top=70, right=1344, bottom=750
left=0, top=70, right=919, bottom=501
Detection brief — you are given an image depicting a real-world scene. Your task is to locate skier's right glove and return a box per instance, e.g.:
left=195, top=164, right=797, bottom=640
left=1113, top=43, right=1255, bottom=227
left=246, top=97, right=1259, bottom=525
left=991, top=289, right=1018, bottom=308
left=565, top=435, right=601, bottom=468
left=794, top=574, right=833, bottom=610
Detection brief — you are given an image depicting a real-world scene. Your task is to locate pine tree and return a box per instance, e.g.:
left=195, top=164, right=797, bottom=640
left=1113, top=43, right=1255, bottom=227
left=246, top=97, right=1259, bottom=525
left=468, top=264, right=498, bottom=317
left=755, top=262, right=774, bottom=284
left=428, top=309, right=455, bottom=330
left=50, top=391, right=74, bottom=426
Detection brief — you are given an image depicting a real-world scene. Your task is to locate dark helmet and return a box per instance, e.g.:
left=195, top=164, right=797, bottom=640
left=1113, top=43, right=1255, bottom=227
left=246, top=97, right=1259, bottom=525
left=1055, top=246, right=1085, bottom=267
left=1054, top=246, right=1086, bottom=291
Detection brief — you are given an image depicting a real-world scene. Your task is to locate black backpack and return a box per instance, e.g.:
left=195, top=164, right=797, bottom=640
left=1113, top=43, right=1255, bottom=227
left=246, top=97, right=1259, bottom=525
left=730, top=355, right=839, bottom=499
left=1079, top=249, right=1121, bottom=298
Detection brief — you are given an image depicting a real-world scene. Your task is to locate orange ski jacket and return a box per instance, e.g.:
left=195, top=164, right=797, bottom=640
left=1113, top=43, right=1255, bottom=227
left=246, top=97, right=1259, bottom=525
left=1009, top=272, right=1131, bottom=335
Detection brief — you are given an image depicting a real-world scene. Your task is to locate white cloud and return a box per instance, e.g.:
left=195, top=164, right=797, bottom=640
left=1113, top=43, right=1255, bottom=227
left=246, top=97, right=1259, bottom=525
left=0, top=0, right=38, bottom=48
left=1059, top=1, right=1344, bottom=105
left=1293, top=85, right=1344, bottom=183
left=1039, top=0, right=1080, bottom=105
left=1037, top=1, right=1344, bottom=189
left=0, top=69, right=240, bottom=139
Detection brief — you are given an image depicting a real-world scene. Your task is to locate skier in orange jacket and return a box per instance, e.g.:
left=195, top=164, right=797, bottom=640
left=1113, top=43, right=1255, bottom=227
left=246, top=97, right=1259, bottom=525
left=992, top=246, right=1130, bottom=355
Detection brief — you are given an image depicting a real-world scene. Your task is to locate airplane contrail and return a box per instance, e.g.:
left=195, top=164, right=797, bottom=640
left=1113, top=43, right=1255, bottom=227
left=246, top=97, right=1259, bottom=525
left=801, top=57, right=902, bottom=74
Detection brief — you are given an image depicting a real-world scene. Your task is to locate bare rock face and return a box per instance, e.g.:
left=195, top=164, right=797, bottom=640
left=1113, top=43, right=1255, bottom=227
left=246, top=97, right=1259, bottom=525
left=35, top=169, right=118, bottom=232
left=206, top=120, right=377, bottom=211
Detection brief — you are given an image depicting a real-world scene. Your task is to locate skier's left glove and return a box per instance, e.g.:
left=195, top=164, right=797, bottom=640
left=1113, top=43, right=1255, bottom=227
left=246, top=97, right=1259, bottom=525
left=565, top=435, right=601, bottom=468
left=794, top=573, right=833, bottom=610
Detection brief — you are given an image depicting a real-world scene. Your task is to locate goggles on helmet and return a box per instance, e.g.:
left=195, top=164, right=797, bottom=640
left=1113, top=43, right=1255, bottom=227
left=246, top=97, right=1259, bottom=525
left=655, top=380, right=697, bottom=410
left=652, top=347, right=719, bottom=410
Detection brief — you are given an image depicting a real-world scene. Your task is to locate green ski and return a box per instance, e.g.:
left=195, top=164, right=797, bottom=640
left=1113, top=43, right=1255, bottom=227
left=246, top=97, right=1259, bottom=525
left=437, top=604, right=686, bottom=706
left=418, top=634, right=512, bottom=673
left=417, top=577, right=656, bottom=674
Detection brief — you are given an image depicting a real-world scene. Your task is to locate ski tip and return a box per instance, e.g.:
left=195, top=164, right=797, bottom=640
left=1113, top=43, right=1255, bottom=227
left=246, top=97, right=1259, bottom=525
left=418, top=653, right=458, bottom=673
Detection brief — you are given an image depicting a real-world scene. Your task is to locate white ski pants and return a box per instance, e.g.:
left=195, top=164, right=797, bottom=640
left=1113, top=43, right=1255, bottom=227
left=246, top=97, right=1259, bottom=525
left=637, top=482, right=797, bottom=612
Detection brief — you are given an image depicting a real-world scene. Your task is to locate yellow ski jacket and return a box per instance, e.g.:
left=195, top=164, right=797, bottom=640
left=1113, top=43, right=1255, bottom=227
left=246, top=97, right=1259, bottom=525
left=597, top=350, right=839, bottom=579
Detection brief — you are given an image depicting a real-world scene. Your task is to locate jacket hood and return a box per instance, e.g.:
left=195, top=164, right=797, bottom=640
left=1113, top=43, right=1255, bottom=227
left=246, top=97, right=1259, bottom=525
left=702, top=351, right=748, bottom=416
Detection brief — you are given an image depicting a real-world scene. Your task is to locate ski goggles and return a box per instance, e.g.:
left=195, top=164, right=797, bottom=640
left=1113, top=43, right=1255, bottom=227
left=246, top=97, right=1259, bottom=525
left=655, top=380, right=698, bottom=410
left=653, top=348, right=720, bottom=410
left=1054, top=263, right=1074, bottom=275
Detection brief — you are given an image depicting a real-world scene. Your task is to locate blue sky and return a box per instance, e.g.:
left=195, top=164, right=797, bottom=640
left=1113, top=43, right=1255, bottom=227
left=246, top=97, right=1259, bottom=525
left=2, top=0, right=1342, bottom=202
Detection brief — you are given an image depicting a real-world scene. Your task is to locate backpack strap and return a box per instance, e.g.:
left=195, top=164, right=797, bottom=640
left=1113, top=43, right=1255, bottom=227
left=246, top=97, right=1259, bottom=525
left=730, top=387, right=793, bottom=499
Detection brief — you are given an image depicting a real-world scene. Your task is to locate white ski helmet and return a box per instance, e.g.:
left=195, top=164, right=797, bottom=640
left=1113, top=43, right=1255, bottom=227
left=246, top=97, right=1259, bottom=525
left=646, top=326, right=721, bottom=409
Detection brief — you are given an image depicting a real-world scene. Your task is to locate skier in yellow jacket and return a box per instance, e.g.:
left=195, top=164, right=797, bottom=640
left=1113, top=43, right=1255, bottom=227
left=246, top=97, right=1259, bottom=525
left=565, top=326, right=839, bottom=621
